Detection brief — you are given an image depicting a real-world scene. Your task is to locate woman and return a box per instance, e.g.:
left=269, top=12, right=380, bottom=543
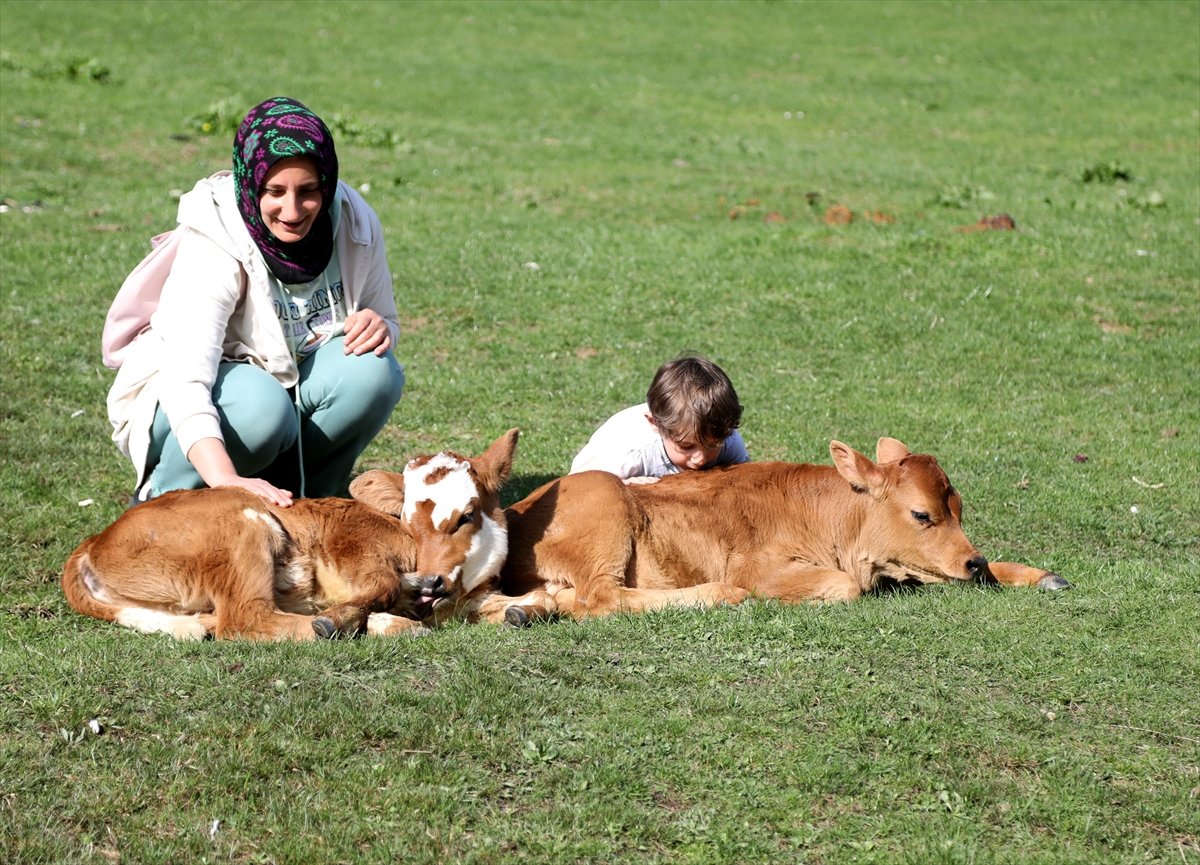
left=107, top=97, right=405, bottom=507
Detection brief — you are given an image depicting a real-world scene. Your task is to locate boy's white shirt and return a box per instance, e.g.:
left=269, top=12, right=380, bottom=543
left=107, top=171, right=399, bottom=490
left=569, top=402, right=750, bottom=480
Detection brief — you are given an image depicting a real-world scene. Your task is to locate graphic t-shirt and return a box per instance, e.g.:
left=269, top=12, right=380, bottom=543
left=272, top=194, right=347, bottom=362
left=273, top=249, right=345, bottom=362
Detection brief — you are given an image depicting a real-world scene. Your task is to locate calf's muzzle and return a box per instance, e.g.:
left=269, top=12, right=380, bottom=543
left=419, top=575, right=448, bottom=598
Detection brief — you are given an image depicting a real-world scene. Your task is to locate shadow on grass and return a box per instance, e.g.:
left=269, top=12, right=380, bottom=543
left=504, top=473, right=561, bottom=505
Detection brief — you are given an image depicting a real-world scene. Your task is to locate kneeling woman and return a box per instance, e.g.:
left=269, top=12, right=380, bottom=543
left=108, top=97, right=405, bottom=507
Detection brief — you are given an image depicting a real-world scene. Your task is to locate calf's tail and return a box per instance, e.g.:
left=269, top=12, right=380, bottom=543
left=62, top=546, right=124, bottom=624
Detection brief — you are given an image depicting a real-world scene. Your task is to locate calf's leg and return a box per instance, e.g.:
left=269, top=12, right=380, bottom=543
left=741, top=563, right=864, bottom=603
left=986, top=561, right=1070, bottom=591
left=552, top=582, right=749, bottom=619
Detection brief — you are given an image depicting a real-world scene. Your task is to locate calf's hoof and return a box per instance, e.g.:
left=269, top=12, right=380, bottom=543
left=312, top=616, right=340, bottom=639
left=504, top=606, right=532, bottom=628
left=1038, top=573, right=1071, bottom=591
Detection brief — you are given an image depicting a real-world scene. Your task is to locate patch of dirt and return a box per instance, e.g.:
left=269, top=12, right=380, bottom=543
left=955, top=213, right=1017, bottom=232
left=824, top=204, right=853, bottom=225
left=1096, top=318, right=1133, bottom=335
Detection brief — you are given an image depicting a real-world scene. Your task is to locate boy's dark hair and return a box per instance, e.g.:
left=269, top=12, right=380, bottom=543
left=646, top=354, right=742, bottom=445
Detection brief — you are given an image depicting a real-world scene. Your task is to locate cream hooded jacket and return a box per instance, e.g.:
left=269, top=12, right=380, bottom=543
left=107, top=170, right=400, bottom=489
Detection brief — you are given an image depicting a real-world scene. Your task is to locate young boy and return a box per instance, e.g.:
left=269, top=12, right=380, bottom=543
left=570, top=355, right=749, bottom=484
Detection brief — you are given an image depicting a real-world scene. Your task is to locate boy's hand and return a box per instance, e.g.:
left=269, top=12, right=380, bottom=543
left=624, top=476, right=660, bottom=485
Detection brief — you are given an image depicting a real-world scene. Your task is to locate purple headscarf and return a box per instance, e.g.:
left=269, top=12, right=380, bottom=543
left=232, top=97, right=339, bottom=284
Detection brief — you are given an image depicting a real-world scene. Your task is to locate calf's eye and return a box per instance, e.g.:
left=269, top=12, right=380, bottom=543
left=911, top=510, right=931, bottom=524
left=455, top=511, right=475, bottom=530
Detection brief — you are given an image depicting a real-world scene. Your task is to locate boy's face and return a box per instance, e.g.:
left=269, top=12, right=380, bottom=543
left=649, top=414, right=723, bottom=471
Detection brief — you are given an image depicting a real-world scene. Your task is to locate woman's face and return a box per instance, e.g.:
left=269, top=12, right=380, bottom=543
left=259, top=157, right=323, bottom=242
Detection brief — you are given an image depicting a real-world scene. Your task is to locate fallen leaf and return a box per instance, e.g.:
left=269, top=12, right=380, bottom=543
left=1073, top=454, right=1088, bottom=463
left=1131, top=476, right=1165, bottom=489
left=763, top=211, right=786, bottom=224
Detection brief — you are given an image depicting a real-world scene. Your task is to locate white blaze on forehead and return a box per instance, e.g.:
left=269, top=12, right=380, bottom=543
left=403, top=453, right=477, bottom=528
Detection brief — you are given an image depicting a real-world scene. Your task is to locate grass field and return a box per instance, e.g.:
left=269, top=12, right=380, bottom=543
left=2, top=1, right=1198, bottom=863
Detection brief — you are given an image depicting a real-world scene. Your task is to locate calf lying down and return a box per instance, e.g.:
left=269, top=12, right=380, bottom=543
left=444, top=437, right=1068, bottom=625
left=61, top=430, right=519, bottom=640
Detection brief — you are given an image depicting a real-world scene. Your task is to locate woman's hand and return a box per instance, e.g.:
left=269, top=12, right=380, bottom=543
left=343, top=309, right=392, bottom=356
left=188, top=438, right=294, bottom=507
left=212, top=474, right=294, bottom=508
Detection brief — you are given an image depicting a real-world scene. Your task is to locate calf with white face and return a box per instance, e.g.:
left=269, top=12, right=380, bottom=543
left=62, top=430, right=519, bottom=641
left=401, top=452, right=510, bottom=615
left=347, top=431, right=515, bottom=625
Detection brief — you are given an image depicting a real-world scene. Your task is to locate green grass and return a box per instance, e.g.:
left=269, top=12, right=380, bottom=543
left=2, top=1, right=1198, bottom=862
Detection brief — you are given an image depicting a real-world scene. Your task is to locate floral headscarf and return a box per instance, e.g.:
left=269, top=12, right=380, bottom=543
left=232, top=97, right=338, bottom=284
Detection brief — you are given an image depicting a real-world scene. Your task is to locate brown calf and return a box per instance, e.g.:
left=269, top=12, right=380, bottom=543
left=475, top=437, right=1066, bottom=624
left=61, top=430, right=519, bottom=640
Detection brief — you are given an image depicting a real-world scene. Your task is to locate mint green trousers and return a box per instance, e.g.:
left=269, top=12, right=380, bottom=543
left=144, top=337, right=404, bottom=499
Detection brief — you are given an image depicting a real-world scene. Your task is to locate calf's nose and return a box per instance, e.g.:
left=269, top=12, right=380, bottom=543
left=964, top=556, right=993, bottom=583
left=419, top=575, right=447, bottom=597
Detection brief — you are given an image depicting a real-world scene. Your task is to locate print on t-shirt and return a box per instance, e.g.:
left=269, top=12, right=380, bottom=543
left=273, top=249, right=346, bottom=362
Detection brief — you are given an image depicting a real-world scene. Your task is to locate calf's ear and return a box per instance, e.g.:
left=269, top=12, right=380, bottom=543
left=350, top=470, right=406, bottom=517
left=830, top=440, right=886, bottom=496
left=875, top=437, right=911, bottom=464
left=474, top=428, right=520, bottom=494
